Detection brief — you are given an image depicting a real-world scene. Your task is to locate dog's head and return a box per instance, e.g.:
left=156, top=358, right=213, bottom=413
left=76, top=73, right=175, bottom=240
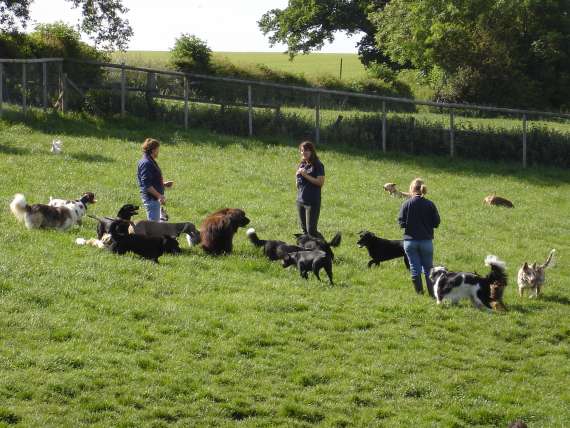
left=79, top=192, right=97, bottom=205
left=117, top=204, right=139, bottom=220
left=281, top=252, right=299, bottom=268
left=357, top=230, right=376, bottom=248
left=383, top=183, right=397, bottom=194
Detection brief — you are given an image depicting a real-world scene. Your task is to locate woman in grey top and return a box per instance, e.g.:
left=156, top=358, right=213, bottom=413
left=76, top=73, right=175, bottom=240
left=295, top=141, right=325, bottom=238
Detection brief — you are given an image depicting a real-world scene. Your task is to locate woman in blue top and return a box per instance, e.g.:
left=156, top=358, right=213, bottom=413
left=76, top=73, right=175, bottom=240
left=398, top=178, right=440, bottom=296
left=137, top=138, right=173, bottom=221
left=296, top=141, right=325, bottom=238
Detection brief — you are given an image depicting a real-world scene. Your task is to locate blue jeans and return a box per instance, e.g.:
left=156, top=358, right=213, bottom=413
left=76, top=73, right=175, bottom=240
left=403, top=240, right=434, bottom=278
left=142, top=198, right=161, bottom=221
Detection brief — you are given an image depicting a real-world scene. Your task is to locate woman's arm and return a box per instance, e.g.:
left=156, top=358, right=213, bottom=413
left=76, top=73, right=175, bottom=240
left=299, top=170, right=325, bottom=187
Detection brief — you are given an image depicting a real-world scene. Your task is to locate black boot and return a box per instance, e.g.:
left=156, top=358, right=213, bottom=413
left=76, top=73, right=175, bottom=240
left=411, top=276, right=424, bottom=294
left=424, top=273, right=435, bottom=298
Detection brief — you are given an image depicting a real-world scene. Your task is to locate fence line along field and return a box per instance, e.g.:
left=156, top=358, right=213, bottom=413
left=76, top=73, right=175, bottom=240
left=0, top=108, right=569, bottom=426
left=112, top=51, right=369, bottom=80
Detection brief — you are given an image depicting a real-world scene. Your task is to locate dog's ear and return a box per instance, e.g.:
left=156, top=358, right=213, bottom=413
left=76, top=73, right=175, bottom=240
left=522, top=262, right=529, bottom=271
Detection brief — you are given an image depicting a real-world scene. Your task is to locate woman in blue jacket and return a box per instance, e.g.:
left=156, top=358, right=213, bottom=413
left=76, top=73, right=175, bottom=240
left=295, top=141, right=325, bottom=238
left=398, top=178, right=440, bottom=296
left=137, top=138, right=173, bottom=221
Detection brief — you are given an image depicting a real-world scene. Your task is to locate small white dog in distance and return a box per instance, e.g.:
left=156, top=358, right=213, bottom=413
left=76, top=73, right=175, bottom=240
left=51, top=139, right=63, bottom=154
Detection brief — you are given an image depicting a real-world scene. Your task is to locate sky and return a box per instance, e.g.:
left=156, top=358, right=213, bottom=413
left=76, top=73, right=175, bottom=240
left=28, top=0, right=360, bottom=53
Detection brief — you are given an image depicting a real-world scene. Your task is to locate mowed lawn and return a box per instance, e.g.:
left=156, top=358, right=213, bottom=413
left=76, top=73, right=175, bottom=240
left=0, top=109, right=569, bottom=427
left=112, top=51, right=368, bottom=81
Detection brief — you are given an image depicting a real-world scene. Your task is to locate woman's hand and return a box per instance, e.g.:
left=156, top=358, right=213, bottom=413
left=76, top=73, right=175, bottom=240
left=296, top=167, right=305, bottom=177
left=158, top=195, right=166, bottom=205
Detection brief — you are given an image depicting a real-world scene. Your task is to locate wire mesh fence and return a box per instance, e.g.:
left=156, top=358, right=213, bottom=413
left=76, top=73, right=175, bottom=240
left=1, top=58, right=570, bottom=168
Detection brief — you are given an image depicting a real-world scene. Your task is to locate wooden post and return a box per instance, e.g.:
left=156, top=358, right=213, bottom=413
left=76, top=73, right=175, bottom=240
left=315, top=92, right=320, bottom=144
left=58, top=62, right=64, bottom=113
left=22, top=62, right=27, bottom=115
left=42, top=61, right=48, bottom=110
left=522, top=114, right=527, bottom=168
left=449, top=110, right=455, bottom=157
left=0, top=63, right=3, bottom=119
left=248, top=85, right=253, bottom=137
left=120, top=63, right=126, bottom=117
left=62, top=72, right=67, bottom=113
left=382, top=101, right=387, bottom=153
left=339, top=58, right=343, bottom=80
left=184, top=76, right=189, bottom=130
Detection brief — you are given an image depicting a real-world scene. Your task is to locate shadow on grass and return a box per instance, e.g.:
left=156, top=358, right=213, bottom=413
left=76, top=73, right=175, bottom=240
left=68, top=152, right=115, bottom=163
left=3, top=106, right=570, bottom=185
left=541, top=294, right=570, bottom=305
left=506, top=304, right=543, bottom=314
left=0, top=143, right=31, bottom=155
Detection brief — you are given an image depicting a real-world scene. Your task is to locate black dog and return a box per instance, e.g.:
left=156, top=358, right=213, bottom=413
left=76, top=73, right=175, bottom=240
left=282, top=249, right=334, bottom=285
left=246, top=228, right=303, bottom=260
left=89, top=204, right=139, bottom=239
left=294, top=231, right=342, bottom=260
left=357, top=230, right=410, bottom=270
left=108, top=220, right=180, bottom=263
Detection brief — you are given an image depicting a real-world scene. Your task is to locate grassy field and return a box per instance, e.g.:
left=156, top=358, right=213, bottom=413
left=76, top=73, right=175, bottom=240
left=112, top=51, right=369, bottom=81
left=1, top=108, right=569, bottom=427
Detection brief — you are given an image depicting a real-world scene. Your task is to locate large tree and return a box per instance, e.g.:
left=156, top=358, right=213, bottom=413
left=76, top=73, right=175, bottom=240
left=0, top=0, right=132, bottom=50
left=258, top=0, right=394, bottom=67
left=371, top=0, right=570, bottom=108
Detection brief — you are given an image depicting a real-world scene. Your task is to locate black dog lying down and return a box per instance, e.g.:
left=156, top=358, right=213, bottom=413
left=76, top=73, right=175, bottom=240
left=282, top=249, right=333, bottom=285
left=109, top=220, right=180, bottom=263
left=357, top=230, right=410, bottom=270
left=88, top=204, right=139, bottom=239
left=294, top=232, right=342, bottom=260
left=246, top=228, right=303, bottom=260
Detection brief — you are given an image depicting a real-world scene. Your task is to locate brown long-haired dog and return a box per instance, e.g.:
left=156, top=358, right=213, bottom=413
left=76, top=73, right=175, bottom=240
left=483, top=192, right=514, bottom=208
left=198, top=208, right=250, bottom=255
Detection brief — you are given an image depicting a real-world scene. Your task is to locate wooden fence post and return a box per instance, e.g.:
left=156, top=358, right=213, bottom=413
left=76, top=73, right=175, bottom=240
left=184, top=76, right=189, bottom=130
left=22, top=62, right=27, bottom=115
left=0, top=63, right=3, bottom=118
left=522, top=114, right=527, bottom=168
left=449, top=111, right=455, bottom=157
left=42, top=61, right=48, bottom=110
left=57, top=62, right=64, bottom=113
left=382, top=101, right=387, bottom=153
left=248, top=85, right=253, bottom=137
left=315, top=92, right=320, bottom=144
left=120, top=63, right=126, bottom=117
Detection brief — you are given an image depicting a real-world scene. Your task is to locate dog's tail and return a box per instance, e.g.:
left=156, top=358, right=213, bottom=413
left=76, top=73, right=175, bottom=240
left=542, top=249, right=556, bottom=270
left=10, top=193, right=28, bottom=222
left=485, top=255, right=507, bottom=284
left=328, top=231, right=342, bottom=248
left=246, top=228, right=266, bottom=247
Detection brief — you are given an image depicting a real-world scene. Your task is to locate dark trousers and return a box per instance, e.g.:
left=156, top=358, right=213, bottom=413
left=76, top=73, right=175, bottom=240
left=297, top=201, right=321, bottom=237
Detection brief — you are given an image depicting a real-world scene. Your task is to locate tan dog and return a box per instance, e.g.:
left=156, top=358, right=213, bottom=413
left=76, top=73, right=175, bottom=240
left=483, top=193, right=514, bottom=208
left=383, top=183, right=411, bottom=198
left=517, top=249, right=556, bottom=298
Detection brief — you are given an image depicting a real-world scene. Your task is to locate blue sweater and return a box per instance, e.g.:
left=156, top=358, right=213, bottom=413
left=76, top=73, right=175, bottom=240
left=137, top=154, right=164, bottom=199
left=398, top=195, right=440, bottom=240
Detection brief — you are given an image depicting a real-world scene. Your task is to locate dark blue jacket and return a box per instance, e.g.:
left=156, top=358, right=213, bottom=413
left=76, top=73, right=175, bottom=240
left=137, top=154, right=164, bottom=200
left=398, top=195, right=440, bottom=240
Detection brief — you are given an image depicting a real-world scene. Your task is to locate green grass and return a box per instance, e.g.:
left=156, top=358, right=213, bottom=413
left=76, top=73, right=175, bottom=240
left=1, top=108, right=569, bottom=426
left=112, top=51, right=368, bottom=81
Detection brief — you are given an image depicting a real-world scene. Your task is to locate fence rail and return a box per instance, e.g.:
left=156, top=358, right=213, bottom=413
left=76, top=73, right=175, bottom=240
left=1, top=57, right=569, bottom=168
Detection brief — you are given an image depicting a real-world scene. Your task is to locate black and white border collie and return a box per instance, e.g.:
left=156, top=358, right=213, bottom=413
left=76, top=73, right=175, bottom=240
left=10, top=192, right=96, bottom=231
left=429, top=255, right=507, bottom=311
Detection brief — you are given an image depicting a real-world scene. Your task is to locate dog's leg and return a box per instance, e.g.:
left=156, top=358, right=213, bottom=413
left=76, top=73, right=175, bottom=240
left=367, top=260, right=375, bottom=268
left=518, top=286, right=523, bottom=297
